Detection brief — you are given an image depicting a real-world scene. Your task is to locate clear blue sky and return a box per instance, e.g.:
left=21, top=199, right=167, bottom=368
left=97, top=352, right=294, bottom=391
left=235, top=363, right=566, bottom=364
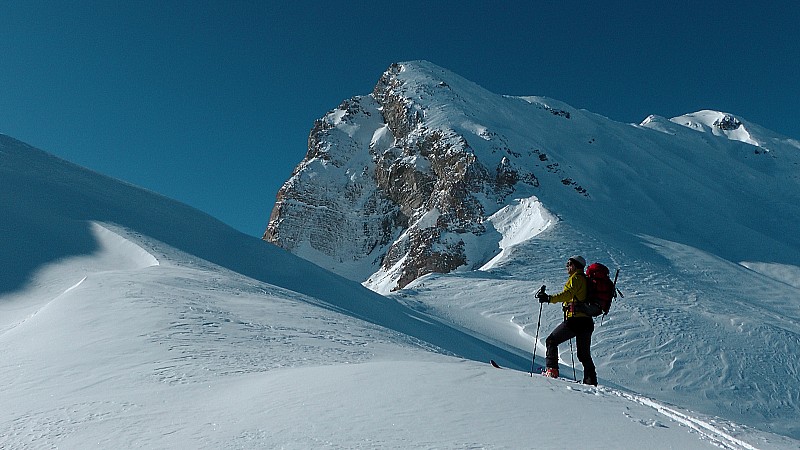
left=2, top=1, right=798, bottom=237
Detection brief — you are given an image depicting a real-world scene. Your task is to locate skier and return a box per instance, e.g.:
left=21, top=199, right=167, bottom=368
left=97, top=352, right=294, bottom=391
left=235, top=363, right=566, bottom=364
left=536, top=255, right=598, bottom=386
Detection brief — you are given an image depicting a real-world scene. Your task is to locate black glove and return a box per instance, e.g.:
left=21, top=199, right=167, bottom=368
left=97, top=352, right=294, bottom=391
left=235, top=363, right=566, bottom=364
left=536, top=291, right=549, bottom=303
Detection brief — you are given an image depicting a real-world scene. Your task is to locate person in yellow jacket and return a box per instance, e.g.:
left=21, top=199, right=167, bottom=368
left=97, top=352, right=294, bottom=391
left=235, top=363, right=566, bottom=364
left=536, top=255, right=597, bottom=385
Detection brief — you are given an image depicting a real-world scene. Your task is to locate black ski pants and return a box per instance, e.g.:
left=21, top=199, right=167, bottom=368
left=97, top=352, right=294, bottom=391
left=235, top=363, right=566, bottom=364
left=545, top=316, right=596, bottom=379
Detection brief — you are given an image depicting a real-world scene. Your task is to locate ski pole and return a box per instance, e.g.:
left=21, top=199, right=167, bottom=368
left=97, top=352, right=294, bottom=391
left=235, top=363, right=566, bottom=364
left=569, top=338, right=577, bottom=381
left=530, top=285, right=545, bottom=377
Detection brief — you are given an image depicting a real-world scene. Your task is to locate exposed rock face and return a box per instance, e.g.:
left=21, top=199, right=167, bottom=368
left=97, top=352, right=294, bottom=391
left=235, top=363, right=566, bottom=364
left=264, top=62, right=542, bottom=292
left=714, top=114, right=742, bottom=131
left=263, top=95, right=401, bottom=282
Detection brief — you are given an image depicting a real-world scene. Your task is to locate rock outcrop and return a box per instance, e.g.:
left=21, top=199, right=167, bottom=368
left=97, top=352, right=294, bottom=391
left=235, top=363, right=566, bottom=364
left=264, top=62, right=542, bottom=292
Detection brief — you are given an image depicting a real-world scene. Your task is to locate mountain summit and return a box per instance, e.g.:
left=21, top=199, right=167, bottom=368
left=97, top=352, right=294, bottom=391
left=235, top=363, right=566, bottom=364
left=264, top=61, right=800, bottom=293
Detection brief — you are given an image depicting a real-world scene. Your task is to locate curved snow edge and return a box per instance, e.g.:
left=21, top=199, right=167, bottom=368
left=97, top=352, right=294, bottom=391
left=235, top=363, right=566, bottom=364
left=481, top=196, right=556, bottom=271
left=91, top=222, right=159, bottom=270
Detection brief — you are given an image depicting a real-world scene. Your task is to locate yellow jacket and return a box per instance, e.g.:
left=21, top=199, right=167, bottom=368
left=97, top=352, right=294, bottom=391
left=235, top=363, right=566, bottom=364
left=548, top=272, right=589, bottom=318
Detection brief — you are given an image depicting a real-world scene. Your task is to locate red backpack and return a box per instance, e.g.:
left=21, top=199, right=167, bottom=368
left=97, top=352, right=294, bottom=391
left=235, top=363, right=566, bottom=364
left=583, top=263, right=617, bottom=317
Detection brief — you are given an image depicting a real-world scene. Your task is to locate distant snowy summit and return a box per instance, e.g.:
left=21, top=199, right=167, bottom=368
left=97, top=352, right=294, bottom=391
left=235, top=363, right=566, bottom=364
left=264, top=61, right=800, bottom=293
left=641, top=109, right=800, bottom=152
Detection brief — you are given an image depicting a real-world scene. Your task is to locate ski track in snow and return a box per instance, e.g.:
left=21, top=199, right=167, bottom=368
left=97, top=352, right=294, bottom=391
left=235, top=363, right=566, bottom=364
left=546, top=379, right=764, bottom=450
left=615, top=390, right=759, bottom=450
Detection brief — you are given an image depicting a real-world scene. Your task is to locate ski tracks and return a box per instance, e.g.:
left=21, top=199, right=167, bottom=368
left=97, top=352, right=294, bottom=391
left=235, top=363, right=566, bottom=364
left=556, top=381, right=771, bottom=450
left=613, top=390, right=758, bottom=450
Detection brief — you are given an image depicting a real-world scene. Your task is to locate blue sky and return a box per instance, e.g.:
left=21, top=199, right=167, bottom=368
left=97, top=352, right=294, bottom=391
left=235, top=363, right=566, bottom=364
left=2, top=1, right=798, bottom=237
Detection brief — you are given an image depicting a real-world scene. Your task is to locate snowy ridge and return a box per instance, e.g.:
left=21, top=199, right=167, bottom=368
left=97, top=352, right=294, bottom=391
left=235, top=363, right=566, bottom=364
left=669, top=110, right=760, bottom=146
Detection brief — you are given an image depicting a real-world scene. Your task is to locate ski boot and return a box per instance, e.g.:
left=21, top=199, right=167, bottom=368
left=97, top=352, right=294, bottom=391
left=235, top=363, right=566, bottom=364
left=542, top=367, right=559, bottom=379
left=582, top=369, right=598, bottom=386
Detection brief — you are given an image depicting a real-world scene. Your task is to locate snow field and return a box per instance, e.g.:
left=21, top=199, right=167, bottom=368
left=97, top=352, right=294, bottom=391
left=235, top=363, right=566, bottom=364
left=1, top=219, right=794, bottom=448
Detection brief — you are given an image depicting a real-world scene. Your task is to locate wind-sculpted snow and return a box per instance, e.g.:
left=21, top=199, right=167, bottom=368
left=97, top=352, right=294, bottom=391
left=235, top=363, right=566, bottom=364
left=481, top=195, right=555, bottom=270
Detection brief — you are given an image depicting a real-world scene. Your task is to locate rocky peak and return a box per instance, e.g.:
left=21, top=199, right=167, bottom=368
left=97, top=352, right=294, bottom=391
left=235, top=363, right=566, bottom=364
left=264, top=62, right=544, bottom=292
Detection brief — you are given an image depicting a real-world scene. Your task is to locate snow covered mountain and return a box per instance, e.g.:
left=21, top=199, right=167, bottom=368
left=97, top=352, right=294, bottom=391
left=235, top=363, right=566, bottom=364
left=265, top=61, right=800, bottom=295
left=2, top=59, right=800, bottom=447
left=263, top=61, right=800, bottom=440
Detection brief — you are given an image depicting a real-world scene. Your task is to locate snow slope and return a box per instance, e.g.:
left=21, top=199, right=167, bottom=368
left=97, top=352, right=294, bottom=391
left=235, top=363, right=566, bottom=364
left=1, top=128, right=798, bottom=448
left=267, top=61, right=800, bottom=440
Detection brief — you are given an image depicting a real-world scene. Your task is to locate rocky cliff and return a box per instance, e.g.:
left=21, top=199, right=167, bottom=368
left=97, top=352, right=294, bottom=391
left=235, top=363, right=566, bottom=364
left=264, top=62, right=549, bottom=292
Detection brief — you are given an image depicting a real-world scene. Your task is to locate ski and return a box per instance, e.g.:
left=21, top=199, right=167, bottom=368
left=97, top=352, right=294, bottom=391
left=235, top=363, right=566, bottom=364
left=490, top=360, right=501, bottom=369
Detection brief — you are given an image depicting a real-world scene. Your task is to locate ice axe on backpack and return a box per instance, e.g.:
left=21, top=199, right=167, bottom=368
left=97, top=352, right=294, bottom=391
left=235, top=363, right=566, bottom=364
left=599, top=269, right=623, bottom=327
